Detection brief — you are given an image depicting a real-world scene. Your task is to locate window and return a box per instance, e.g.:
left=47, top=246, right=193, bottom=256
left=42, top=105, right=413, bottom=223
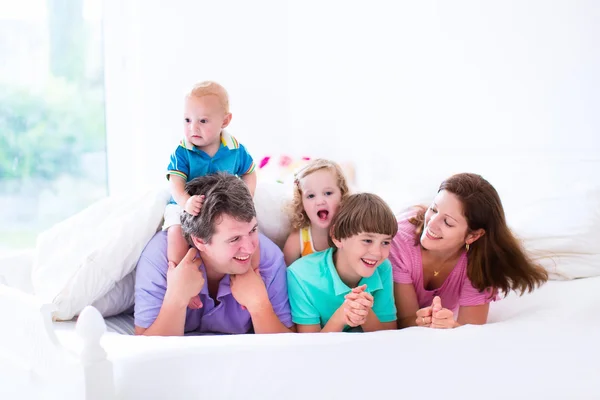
left=0, top=0, right=107, bottom=254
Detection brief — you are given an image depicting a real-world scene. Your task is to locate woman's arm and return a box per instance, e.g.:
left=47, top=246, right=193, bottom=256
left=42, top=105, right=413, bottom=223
left=456, top=303, right=489, bottom=326
left=428, top=299, right=489, bottom=329
left=394, top=282, right=421, bottom=328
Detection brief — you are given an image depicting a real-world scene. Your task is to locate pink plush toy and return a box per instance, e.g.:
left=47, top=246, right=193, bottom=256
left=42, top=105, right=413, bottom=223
left=258, top=155, right=312, bottom=184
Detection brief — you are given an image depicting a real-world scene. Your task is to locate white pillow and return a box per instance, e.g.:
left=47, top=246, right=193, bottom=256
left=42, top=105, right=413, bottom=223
left=510, top=184, right=600, bottom=280
left=254, top=180, right=293, bottom=249
left=31, top=186, right=169, bottom=320
left=92, top=270, right=135, bottom=317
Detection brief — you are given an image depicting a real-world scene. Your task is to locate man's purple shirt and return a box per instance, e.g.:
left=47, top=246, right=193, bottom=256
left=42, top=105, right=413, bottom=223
left=134, top=231, right=293, bottom=334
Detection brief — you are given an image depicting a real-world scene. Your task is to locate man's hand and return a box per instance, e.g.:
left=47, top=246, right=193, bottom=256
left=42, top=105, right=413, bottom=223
left=184, top=195, right=204, bottom=216
left=165, top=247, right=205, bottom=307
left=230, top=266, right=269, bottom=312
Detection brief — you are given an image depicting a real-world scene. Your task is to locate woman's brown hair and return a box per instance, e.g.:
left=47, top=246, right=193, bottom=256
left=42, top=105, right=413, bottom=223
left=410, top=173, right=548, bottom=296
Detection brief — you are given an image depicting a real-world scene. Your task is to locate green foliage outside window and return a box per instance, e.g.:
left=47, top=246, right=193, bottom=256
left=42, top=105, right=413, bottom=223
left=0, top=78, right=105, bottom=191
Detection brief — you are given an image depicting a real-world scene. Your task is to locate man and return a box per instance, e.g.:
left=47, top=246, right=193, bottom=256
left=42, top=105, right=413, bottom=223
left=134, top=172, right=294, bottom=335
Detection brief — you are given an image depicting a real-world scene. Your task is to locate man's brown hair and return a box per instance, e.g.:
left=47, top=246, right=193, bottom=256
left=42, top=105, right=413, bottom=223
left=181, top=172, right=255, bottom=244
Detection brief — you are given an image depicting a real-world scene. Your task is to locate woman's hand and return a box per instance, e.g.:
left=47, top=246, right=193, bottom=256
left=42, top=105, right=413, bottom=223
left=430, top=296, right=459, bottom=329
left=415, top=303, right=433, bottom=327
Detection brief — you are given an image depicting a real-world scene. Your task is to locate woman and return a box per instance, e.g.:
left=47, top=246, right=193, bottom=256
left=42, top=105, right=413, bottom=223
left=390, top=173, right=548, bottom=329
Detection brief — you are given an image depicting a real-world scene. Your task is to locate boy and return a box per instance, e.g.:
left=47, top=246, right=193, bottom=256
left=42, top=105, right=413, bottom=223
left=287, top=193, right=398, bottom=332
left=164, top=81, right=256, bottom=308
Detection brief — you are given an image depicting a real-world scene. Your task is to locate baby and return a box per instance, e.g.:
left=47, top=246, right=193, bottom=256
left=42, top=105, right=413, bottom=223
left=163, top=81, right=256, bottom=308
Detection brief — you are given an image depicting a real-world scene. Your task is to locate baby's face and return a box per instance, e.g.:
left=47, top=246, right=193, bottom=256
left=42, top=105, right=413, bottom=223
left=183, top=95, right=230, bottom=150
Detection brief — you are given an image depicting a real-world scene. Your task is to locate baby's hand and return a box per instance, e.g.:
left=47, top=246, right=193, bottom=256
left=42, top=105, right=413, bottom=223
left=185, top=195, right=204, bottom=216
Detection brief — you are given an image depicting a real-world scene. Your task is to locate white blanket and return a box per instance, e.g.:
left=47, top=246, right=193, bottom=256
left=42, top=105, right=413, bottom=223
left=51, top=277, right=600, bottom=400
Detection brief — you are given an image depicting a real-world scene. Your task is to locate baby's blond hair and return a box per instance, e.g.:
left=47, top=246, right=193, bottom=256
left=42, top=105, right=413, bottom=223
left=187, top=81, right=230, bottom=114
left=287, top=158, right=351, bottom=230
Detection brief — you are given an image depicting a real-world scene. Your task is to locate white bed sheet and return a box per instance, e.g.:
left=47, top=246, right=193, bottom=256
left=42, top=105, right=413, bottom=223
left=53, top=313, right=135, bottom=336
left=52, top=277, right=600, bottom=400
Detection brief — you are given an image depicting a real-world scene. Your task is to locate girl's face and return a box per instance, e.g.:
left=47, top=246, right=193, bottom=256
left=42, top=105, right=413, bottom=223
left=300, top=169, right=343, bottom=229
left=421, top=190, right=470, bottom=253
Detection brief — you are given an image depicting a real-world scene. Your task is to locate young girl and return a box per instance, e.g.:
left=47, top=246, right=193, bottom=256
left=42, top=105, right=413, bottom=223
left=283, top=159, right=350, bottom=266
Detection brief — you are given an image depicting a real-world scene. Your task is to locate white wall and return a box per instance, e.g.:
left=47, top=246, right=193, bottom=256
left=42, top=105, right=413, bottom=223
left=104, top=0, right=600, bottom=213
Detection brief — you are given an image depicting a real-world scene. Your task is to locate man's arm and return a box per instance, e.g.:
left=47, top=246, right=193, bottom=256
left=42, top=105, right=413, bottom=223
left=230, top=265, right=294, bottom=334
left=134, top=245, right=204, bottom=336
left=260, top=248, right=295, bottom=330
left=247, top=302, right=296, bottom=334
left=135, top=292, right=188, bottom=336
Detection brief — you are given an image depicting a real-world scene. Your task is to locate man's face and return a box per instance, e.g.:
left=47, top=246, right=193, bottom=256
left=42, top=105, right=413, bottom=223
left=193, top=214, right=259, bottom=275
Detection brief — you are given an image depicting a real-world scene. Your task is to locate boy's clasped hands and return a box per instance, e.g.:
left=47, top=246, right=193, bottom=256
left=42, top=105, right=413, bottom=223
left=341, top=284, right=373, bottom=327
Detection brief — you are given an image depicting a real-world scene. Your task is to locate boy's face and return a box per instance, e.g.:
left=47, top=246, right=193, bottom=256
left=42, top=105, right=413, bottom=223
left=184, top=95, right=232, bottom=151
left=192, top=214, right=259, bottom=276
left=334, top=232, right=392, bottom=278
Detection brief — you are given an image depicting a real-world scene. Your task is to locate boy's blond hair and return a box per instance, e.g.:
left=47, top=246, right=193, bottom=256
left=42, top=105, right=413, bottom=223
left=287, top=158, right=350, bottom=230
left=187, top=81, right=230, bottom=114
left=329, top=193, right=398, bottom=247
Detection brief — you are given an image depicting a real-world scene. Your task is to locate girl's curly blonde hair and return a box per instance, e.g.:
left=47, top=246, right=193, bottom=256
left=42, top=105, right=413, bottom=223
left=287, top=158, right=351, bottom=230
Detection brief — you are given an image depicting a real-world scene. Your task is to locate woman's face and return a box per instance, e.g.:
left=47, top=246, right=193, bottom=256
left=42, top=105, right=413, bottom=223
left=421, top=190, right=470, bottom=253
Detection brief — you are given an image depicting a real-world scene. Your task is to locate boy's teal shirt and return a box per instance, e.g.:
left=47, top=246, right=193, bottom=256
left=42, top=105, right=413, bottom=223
left=287, top=247, right=397, bottom=331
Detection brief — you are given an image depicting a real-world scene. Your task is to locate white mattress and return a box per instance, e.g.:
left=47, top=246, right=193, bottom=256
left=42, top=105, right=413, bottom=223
left=53, top=277, right=600, bottom=400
